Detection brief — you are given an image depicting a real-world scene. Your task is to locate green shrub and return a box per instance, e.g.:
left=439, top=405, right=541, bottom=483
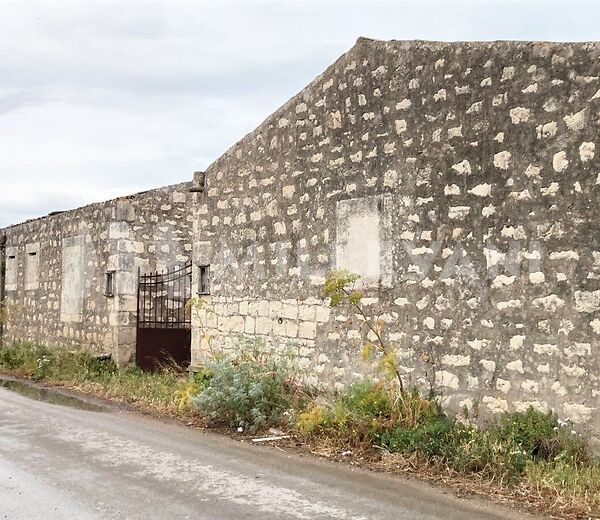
left=379, top=406, right=590, bottom=483
left=488, top=407, right=588, bottom=464
left=298, top=382, right=387, bottom=436
left=191, top=352, right=297, bottom=433
left=340, top=381, right=392, bottom=418
left=0, top=342, right=48, bottom=372
left=296, top=404, right=330, bottom=434
left=378, top=417, right=468, bottom=459
left=297, top=382, right=442, bottom=451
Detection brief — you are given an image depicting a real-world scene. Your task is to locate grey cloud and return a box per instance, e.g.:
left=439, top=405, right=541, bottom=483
left=0, top=90, right=52, bottom=116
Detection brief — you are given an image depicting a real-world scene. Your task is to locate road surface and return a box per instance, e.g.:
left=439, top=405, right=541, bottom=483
left=0, top=378, right=533, bottom=520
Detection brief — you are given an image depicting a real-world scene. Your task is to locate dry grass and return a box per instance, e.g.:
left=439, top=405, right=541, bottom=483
left=287, top=446, right=599, bottom=519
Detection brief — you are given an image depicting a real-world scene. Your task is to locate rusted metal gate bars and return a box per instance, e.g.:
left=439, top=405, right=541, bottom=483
left=136, top=262, right=192, bottom=329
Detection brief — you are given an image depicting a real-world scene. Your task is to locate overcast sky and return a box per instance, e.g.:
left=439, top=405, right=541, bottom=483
left=1, top=0, right=600, bottom=227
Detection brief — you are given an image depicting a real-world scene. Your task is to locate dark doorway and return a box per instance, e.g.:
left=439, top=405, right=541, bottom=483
left=136, top=262, right=192, bottom=371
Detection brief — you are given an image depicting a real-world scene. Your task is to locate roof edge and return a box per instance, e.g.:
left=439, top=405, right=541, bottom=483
left=1, top=180, right=193, bottom=232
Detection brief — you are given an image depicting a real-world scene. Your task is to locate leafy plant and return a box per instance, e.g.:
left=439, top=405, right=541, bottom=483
left=297, top=382, right=440, bottom=451
left=323, top=270, right=405, bottom=393
left=339, top=380, right=392, bottom=418
left=489, top=408, right=588, bottom=464
left=0, top=342, right=48, bottom=372
left=191, top=348, right=300, bottom=433
left=378, top=416, right=465, bottom=459
left=378, top=406, right=590, bottom=484
left=298, top=381, right=391, bottom=435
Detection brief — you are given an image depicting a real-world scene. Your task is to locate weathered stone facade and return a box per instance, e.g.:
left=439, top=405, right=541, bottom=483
left=2, top=38, right=600, bottom=444
left=191, top=39, right=600, bottom=443
left=0, top=183, right=193, bottom=364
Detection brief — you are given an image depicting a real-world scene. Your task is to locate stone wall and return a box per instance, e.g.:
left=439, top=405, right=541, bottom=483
left=192, top=39, right=600, bottom=443
left=1, top=182, right=193, bottom=363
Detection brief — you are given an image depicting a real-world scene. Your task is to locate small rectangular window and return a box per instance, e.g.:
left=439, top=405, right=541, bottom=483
left=105, top=271, right=115, bottom=297
left=198, top=265, right=210, bottom=295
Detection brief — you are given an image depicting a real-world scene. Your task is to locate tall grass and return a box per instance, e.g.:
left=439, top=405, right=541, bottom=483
left=0, top=342, right=190, bottom=412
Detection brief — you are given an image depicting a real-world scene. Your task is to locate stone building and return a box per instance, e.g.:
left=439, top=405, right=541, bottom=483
left=0, top=183, right=194, bottom=365
left=1, top=38, right=600, bottom=442
left=190, top=39, right=600, bottom=442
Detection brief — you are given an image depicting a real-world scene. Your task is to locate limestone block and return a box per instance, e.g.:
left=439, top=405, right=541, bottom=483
left=482, top=396, right=509, bottom=413
left=575, top=290, right=600, bottom=313
left=280, top=303, right=298, bottom=320
left=268, top=300, right=283, bottom=318
left=496, top=379, right=511, bottom=393
left=298, top=305, right=316, bottom=321
left=435, top=371, right=459, bottom=390
left=314, top=306, right=331, bottom=323
left=562, top=403, right=593, bottom=424
left=285, top=321, right=298, bottom=338
left=298, top=321, right=317, bottom=340
left=255, top=316, right=273, bottom=335
left=258, top=300, right=270, bottom=317
left=480, top=359, right=496, bottom=372
left=229, top=315, right=245, bottom=333
left=242, top=316, right=255, bottom=334
left=441, top=354, right=470, bottom=367
left=109, top=222, right=130, bottom=239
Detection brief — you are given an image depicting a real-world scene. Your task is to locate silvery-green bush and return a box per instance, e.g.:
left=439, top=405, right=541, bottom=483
left=191, top=347, right=296, bottom=433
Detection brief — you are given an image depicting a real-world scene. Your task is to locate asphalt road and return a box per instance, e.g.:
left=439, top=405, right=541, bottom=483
left=0, top=379, right=534, bottom=520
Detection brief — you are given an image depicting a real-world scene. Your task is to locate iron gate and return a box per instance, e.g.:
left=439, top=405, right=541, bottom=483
left=136, top=262, right=192, bottom=370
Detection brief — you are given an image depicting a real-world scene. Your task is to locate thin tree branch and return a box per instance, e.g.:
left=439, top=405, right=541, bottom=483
left=342, top=287, right=405, bottom=394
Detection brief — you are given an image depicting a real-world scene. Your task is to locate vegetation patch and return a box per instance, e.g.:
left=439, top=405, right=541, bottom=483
left=190, top=345, right=307, bottom=433
left=0, top=342, right=191, bottom=414
left=1, top=338, right=598, bottom=518
left=295, top=381, right=599, bottom=518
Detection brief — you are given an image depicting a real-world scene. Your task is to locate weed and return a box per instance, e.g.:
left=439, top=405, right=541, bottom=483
left=489, top=408, right=588, bottom=464
left=174, top=368, right=213, bottom=411
left=379, top=406, right=590, bottom=484
left=0, top=342, right=188, bottom=412
left=525, top=459, right=600, bottom=511
left=324, top=270, right=405, bottom=393
left=0, top=342, right=48, bottom=372
left=297, top=382, right=440, bottom=450
left=191, top=348, right=301, bottom=433
left=379, top=417, right=465, bottom=459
